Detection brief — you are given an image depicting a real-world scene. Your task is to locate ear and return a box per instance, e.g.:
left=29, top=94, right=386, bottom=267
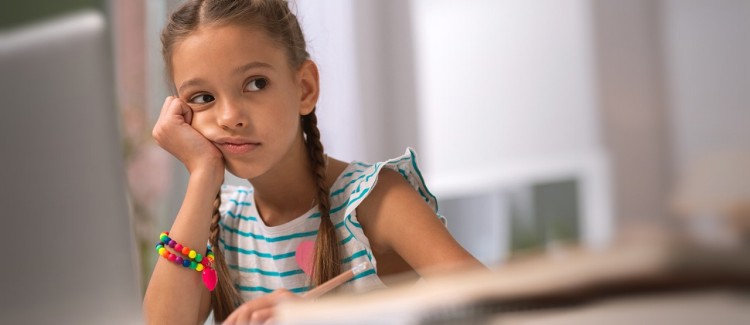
left=297, top=60, right=320, bottom=116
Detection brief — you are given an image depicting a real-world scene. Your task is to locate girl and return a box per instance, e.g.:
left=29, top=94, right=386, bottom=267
left=143, top=0, right=480, bottom=324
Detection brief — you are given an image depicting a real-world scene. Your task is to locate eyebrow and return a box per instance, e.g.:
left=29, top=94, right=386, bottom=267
left=177, top=61, right=274, bottom=94
left=233, top=61, right=274, bottom=75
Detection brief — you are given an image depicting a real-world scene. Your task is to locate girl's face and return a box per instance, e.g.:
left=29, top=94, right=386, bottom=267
left=171, top=23, right=316, bottom=179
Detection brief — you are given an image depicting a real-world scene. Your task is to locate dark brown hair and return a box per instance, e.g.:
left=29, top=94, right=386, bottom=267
left=161, top=0, right=338, bottom=322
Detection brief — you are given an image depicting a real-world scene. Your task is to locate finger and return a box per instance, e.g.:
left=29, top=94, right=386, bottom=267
left=249, top=308, right=273, bottom=325
left=223, top=308, right=237, bottom=325
left=236, top=307, right=252, bottom=325
left=271, top=289, right=299, bottom=303
left=264, top=316, right=277, bottom=325
left=165, top=97, right=189, bottom=125
left=176, top=98, right=194, bottom=125
left=166, top=97, right=194, bottom=126
left=229, top=303, right=255, bottom=325
left=158, top=96, right=173, bottom=121
left=224, top=304, right=246, bottom=325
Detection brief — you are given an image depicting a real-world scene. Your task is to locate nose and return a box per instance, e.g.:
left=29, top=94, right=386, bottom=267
left=217, top=98, right=249, bottom=130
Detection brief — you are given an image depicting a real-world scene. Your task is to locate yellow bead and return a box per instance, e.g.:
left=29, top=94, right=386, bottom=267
left=196, top=264, right=204, bottom=272
left=188, top=250, right=196, bottom=259
left=158, top=247, right=167, bottom=257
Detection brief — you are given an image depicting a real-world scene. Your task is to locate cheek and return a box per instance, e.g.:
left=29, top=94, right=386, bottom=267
left=189, top=111, right=215, bottom=136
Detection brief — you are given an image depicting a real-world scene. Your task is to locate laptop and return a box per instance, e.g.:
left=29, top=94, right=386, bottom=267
left=0, top=11, right=142, bottom=324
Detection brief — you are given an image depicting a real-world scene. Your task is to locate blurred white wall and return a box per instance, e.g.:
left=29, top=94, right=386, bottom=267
left=295, top=0, right=364, bottom=162
left=411, top=0, right=602, bottom=182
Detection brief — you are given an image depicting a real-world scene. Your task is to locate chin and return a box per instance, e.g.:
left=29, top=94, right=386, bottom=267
left=224, top=159, right=264, bottom=180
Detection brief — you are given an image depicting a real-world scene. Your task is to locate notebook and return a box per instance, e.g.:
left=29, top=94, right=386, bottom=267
left=0, top=10, right=142, bottom=324
left=277, top=232, right=750, bottom=324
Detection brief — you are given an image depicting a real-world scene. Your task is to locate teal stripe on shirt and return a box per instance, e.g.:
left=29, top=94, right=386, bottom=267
left=221, top=224, right=317, bottom=242
left=330, top=174, right=367, bottom=196
left=409, top=149, right=439, bottom=212
left=228, top=199, right=252, bottom=206
left=347, top=214, right=362, bottom=229
left=221, top=237, right=368, bottom=265
left=226, top=210, right=257, bottom=221
left=341, top=169, right=364, bottom=178
left=341, top=249, right=368, bottom=264
left=237, top=285, right=309, bottom=293
left=308, top=164, right=385, bottom=219
left=228, top=265, right=305, bottom=277
left=346, top=268, right=376, bottom=283
left=220, top=215, right=348, bottom=241
left=364, top=163, right=381, bottom=182
left=339, top=233, right=354, bottom=245
left=219, top=238, right=296, bottom=260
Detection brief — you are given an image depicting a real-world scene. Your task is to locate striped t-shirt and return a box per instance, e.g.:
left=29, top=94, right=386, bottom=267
left=218, top=148, right=444, bottom=302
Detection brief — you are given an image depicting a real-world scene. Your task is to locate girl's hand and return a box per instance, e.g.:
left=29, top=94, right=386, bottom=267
left=152, top=96, right=223, bottom=177
left=223, top=289, right=299, bottom=325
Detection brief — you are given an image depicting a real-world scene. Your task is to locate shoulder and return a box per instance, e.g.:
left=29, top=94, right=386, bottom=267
left=349, top=149, right=446, bottom=251
left=358, top=168, right=417, bottom=213
left=356, top=168, right=427, bottom=226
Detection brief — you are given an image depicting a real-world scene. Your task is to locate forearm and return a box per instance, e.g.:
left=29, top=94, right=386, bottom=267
left=143, top=170, right=222, bottom=324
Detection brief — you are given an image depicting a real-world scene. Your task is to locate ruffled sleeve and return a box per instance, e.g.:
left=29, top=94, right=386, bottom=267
left=328, top=147, right=445, bottom=231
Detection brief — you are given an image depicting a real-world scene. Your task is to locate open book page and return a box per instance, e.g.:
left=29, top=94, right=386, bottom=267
left=277, top=235, right=750, bottom=325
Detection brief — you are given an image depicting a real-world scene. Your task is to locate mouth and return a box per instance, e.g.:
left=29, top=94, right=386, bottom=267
left=214, top=138, right=260, bottom=155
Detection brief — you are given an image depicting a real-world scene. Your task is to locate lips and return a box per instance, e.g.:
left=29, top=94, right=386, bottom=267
left=213, top=137, right=260, bottom=155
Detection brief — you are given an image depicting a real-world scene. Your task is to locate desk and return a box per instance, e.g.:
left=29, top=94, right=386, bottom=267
left=277, top=236, right=750, bottom=324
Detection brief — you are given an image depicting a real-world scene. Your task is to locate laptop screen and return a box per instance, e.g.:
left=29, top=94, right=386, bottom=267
left=0, top=11, right=142, bottom=324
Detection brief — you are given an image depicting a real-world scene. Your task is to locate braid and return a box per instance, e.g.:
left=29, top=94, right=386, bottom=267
left=302, top=109, right=340, bottom=286
left=209, top=191, right=243, bottom=322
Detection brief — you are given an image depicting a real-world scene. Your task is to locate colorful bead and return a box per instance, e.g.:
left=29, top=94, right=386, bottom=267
left=154, top=231, right=216, bottom=291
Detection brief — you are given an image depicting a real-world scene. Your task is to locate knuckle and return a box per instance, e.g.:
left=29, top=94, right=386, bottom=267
left=249, top=312, right=264, bottom=323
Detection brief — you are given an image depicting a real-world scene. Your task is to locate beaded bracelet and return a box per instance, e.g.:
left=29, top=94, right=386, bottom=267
left=155, top=231, right=217, bottom=291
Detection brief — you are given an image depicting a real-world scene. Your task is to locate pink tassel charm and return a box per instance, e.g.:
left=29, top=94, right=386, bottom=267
left=202, top=268, right=217, bottom=291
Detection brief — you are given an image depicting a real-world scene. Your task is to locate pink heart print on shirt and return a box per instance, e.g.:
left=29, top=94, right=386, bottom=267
left=295, top=240, right=315, bottom=276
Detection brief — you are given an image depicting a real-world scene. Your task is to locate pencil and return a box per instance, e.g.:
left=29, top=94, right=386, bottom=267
left=302, top=262, right=369, bottom=299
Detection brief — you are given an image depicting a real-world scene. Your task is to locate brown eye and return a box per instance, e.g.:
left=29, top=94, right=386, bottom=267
left=245, top=78, right=268, bottom=91
left=189, top=94, right=215, bottom=104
